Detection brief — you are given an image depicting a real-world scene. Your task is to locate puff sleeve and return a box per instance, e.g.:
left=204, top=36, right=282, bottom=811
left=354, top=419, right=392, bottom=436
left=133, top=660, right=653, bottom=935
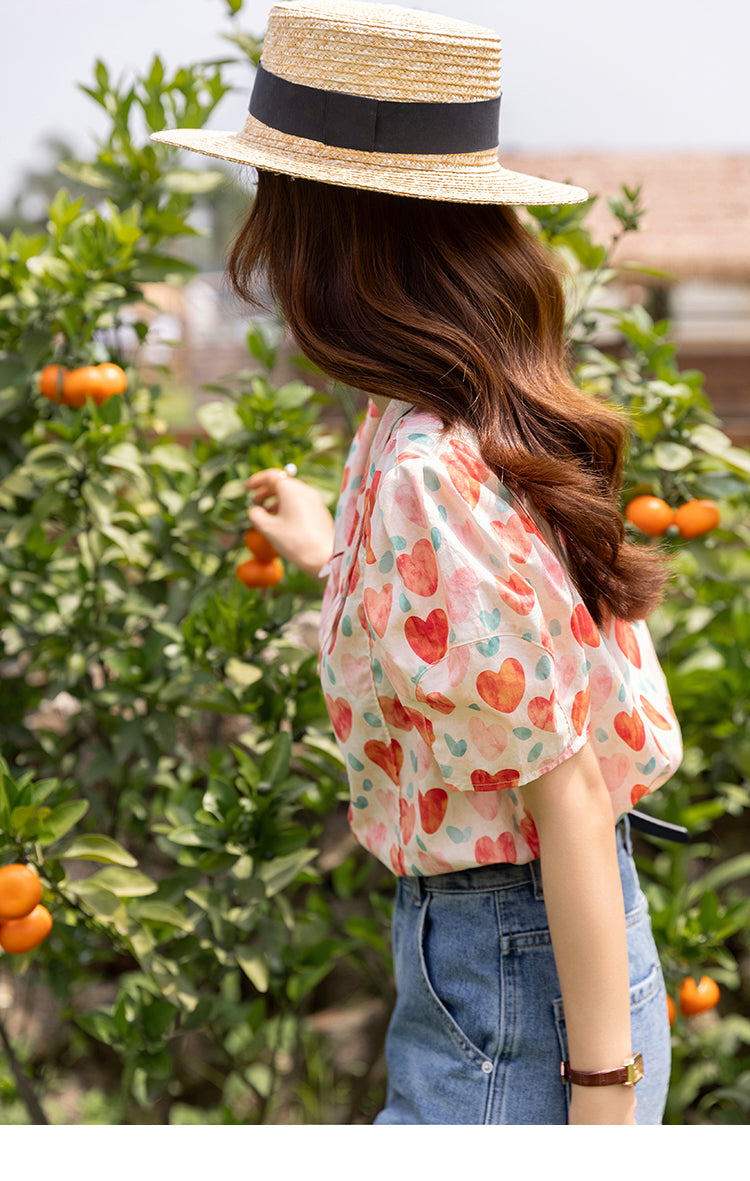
left=361, top=450, right=592, bottom=794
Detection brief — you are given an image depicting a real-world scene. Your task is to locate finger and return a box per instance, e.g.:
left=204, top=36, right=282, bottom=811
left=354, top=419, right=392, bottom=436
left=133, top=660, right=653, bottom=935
left=245, top=469, right=285, bottom=489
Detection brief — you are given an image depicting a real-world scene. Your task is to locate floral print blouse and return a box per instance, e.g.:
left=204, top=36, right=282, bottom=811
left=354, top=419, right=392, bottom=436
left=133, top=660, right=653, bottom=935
left=317, top=397, right=683, bottom=876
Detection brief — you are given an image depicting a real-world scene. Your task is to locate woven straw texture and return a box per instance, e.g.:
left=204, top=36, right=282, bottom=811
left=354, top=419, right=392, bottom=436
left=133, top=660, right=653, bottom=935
left=151, top=1, right=588, bottom=206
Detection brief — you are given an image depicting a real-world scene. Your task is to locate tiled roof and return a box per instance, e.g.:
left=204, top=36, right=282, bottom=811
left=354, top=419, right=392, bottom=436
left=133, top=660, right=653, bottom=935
left=501, top=153, right=750, bottom=282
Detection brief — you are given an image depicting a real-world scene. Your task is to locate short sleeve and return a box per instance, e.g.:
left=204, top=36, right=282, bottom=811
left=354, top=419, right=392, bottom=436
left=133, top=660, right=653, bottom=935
left=361, top=452, right=591, bottom=792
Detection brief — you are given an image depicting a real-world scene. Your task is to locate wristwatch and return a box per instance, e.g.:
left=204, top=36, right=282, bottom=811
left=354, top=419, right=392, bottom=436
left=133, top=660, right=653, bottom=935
left=561, top=1053, right=644, bottom=1087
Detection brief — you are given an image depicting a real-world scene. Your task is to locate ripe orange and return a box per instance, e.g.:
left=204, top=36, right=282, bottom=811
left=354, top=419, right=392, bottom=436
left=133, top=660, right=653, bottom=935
left=625, top=495, right=675, bottom=536
left=244, top=527, right=279, bottom=563
left=674, top=499, right=721, bottom=539
left=62, top=366, right=101, bottom=408
left=236, top=557, right=284, bottom=588
left=38, top=364, right=67, bottom=402
left=92, top=363, right=127, bottom=404
left=679, top=975, right=720, bottom=1017
left=0, top=904, right=53, bottom=954
left=667, top=994, right=676, bottom=1026
left=0, top=863, right=43, bottom=920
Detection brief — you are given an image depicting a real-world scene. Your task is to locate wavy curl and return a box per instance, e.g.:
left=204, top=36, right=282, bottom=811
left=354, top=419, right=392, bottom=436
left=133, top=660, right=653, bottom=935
left=227, top=173, right=669, bottom=625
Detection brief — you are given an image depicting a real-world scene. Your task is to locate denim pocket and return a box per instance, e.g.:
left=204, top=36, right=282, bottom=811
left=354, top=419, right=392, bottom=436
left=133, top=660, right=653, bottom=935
left=416, top=890, right=499, bottom=1069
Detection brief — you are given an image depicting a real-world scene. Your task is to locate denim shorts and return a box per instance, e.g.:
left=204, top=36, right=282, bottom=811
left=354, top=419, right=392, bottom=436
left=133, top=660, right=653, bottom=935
left=374, top=818, right=671, bottom=1125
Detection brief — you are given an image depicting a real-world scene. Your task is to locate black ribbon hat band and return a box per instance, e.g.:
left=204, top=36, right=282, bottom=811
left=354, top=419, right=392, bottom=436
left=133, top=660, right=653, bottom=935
left=249, top=62, right=501, bottom=156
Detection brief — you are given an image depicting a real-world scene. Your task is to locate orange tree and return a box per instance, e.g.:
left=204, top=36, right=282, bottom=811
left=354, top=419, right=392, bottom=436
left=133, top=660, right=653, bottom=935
left=1, top=11, right=749, bottom=1123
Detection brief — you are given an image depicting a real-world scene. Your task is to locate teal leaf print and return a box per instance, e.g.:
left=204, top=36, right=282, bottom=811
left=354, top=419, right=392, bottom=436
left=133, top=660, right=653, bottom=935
left=480, top=607, right=502, bottom=631
left=447, top=825, right=472, bottom=844
left=341, top=615, right=352, bottom=636
left=595, top=728, right=608, bottom=743
left=437, top=504, right=447, bottom=522
left=416, top=835, right=428, bottom=852
left=477, top=636, right=500, bottom=657
left=410, top=750, right=419, bottom=772
left=513, top=726, right=533, bottom=740
left=363, top=713, right=382, bottom=727
left=352, top=796, right=369, bottom=809
left=528, top=742, right=544, bottom=762
left=636, top=757, right=656, bottom=775
left=348, top=754, right=365, bottom=772
left=549, top=619, right=562, bottom=637
left=379, top=551, right=394, bottom=573
left=326, top=667, right=336, bottom=684
left=618, top=683, right=627, bottom=702
left=391, top=535, right=407, bottom=551
left=439, top=764, right=453, bottom=777
left=445, top=734, right=468, bottom=757
left=399, top=592, right=412, bottom=612
left=351, top=475, right=362, bottom=490
left=363, top=779, right=373, bottom=791
left=372, top=658, right=383, bottom=684
left=422, top=465, right=442, bottom=489
left=535, top=653, right=553, bottom=680
left=430, top=526, right=442, bottom=551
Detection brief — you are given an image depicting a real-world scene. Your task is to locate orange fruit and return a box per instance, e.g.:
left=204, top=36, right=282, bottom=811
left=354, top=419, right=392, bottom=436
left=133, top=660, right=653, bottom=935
left=679, top=975, right=720, bottom=1017
left=236, top=557, right=284, bottom=588
left=0, top=904, right=53, bottom=954
left=62, top=366, right=101, bottom=408
left=92, top=363, right=127, bottom=404
left=0, top=863, right=43, bottom=920
left=244, top=527, right=279, bottom=563
left=667, top=994, right=676, bottom=1026
left=625, top=495, right=675, bottom=536
left=674, top=499, right=721, bottom=539
left=39, top=364, right=68, bottom=402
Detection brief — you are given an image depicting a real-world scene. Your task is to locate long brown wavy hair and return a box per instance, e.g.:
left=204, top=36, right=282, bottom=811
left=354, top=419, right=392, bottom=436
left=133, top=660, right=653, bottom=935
left=227, top=172, right=668, bottom=625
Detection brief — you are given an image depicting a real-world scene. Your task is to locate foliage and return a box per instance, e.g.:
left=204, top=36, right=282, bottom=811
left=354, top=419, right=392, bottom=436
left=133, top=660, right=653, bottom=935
left=0, top=23, right=748, bottom=1125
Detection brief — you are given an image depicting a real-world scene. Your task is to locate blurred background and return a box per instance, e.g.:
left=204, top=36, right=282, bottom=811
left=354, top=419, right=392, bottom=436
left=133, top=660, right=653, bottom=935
left=4, top=0, right=749, bottom=442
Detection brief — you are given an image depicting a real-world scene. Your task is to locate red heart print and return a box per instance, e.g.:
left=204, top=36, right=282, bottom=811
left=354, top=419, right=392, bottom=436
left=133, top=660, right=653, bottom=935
left=527, top=692, right=557, bottom=732
left=615, top=619, right=642, bottom=668
left=639, top=695, right=672, bottom=730
left=394, top=480, right=428, bottom=527
left=415, top=682, right=455, bottom=714
left=571, top=685, right=590, bottom=736
left=399, top=799, right=415, bottom=844
left=630, top=783, right=650, bottom=806
left=325, top=695, right=353, bottom=742
left=490, top=515, right=532, bottom=562
left=476, top=658, right=526, bottom=713
left=570, top=603, right=601, bottom=648
left=378, top=694, right=415, bottom=732
left=418, top=787, right=448, bottom=834
left=397, top=538, right=439, bottom=597
left=363, top=583, right=393, bottom=638
left=475, top=832, right=517, bottom=865
left=390, top=844, right=406, bottom=876
left=404, top=708, right=436, bottom=748
left=494, top=571, right=536, bottom=616
left=614, top=708, right=646, bottom=751
left=470, top=768, right=520, bottom=791
left=448, top=438, right=490, bottom=482
left=364, top=738, right=404, bottom=784
left=519, top=816, right=540, bottom=858
left=404, top=608, right=449, bottom=664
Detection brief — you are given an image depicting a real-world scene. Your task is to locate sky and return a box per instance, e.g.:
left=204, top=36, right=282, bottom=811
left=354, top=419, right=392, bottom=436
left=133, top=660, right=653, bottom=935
left=3, top=0, right=749, bottom=211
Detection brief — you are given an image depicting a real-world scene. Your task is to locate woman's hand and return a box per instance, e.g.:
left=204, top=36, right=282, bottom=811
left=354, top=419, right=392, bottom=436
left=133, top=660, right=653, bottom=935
left=245, top=468, right=335, bottom=581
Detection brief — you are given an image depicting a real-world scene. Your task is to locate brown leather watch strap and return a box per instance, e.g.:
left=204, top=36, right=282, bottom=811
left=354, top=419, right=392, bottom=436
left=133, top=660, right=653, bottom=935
left=561, top=1053, right=644, bottom=1087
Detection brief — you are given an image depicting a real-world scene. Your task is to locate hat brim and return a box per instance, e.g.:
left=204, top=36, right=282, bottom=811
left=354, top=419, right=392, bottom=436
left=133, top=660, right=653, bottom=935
left=151, top=121, right=588, bottom=206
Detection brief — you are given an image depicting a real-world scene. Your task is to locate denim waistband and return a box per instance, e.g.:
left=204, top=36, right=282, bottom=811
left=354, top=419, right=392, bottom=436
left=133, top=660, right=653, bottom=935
left=400, top=815, right=632, bottom=900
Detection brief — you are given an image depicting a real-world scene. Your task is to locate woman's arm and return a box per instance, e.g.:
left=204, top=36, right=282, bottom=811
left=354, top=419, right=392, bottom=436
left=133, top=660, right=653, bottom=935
left=520, top=741, right=637, bottom=1125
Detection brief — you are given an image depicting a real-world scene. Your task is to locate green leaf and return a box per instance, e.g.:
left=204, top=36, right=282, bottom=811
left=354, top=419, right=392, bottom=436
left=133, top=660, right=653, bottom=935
left=259, top=730, right=292, bottom=787
left=235, top=949, right=269, bottom=992
left=196, top=401, right=243, bottom=441
left=53, top=834, right=138, bottom=866
left=86, top=866, right=158, bottom=897
left=653, top=441, right=693, bottom=471
left=37, top=799, right=89, bottom=844
left=258, top=848, right=317, bottom=897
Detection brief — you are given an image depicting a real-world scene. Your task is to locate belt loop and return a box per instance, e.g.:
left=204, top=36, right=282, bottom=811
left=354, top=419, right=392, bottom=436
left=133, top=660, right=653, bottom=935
left=530, top=859, right=544, bottom=901
left=404, top=875, right=424, bottom=906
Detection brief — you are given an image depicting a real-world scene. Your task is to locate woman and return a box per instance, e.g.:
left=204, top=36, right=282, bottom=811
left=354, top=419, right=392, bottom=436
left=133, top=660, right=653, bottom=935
left=153, top=0, right=683, bottom=1124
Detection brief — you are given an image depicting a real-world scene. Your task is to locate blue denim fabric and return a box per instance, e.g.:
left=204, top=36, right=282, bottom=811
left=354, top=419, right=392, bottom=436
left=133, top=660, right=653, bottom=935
left=374, top=819, right=670, bottom=1125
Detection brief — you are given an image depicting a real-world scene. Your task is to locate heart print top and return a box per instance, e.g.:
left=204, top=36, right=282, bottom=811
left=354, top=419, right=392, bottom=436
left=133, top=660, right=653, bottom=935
left=317, top=396, right=683, bottom=877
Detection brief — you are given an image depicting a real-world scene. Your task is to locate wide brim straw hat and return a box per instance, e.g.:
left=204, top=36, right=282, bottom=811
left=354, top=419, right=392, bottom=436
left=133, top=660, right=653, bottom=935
left=151, top=0, right=588, bottom=206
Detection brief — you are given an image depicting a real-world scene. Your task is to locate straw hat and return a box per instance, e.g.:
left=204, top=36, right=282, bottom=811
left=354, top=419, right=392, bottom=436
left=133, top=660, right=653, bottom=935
left=151, top=0, right=588, bottom=206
